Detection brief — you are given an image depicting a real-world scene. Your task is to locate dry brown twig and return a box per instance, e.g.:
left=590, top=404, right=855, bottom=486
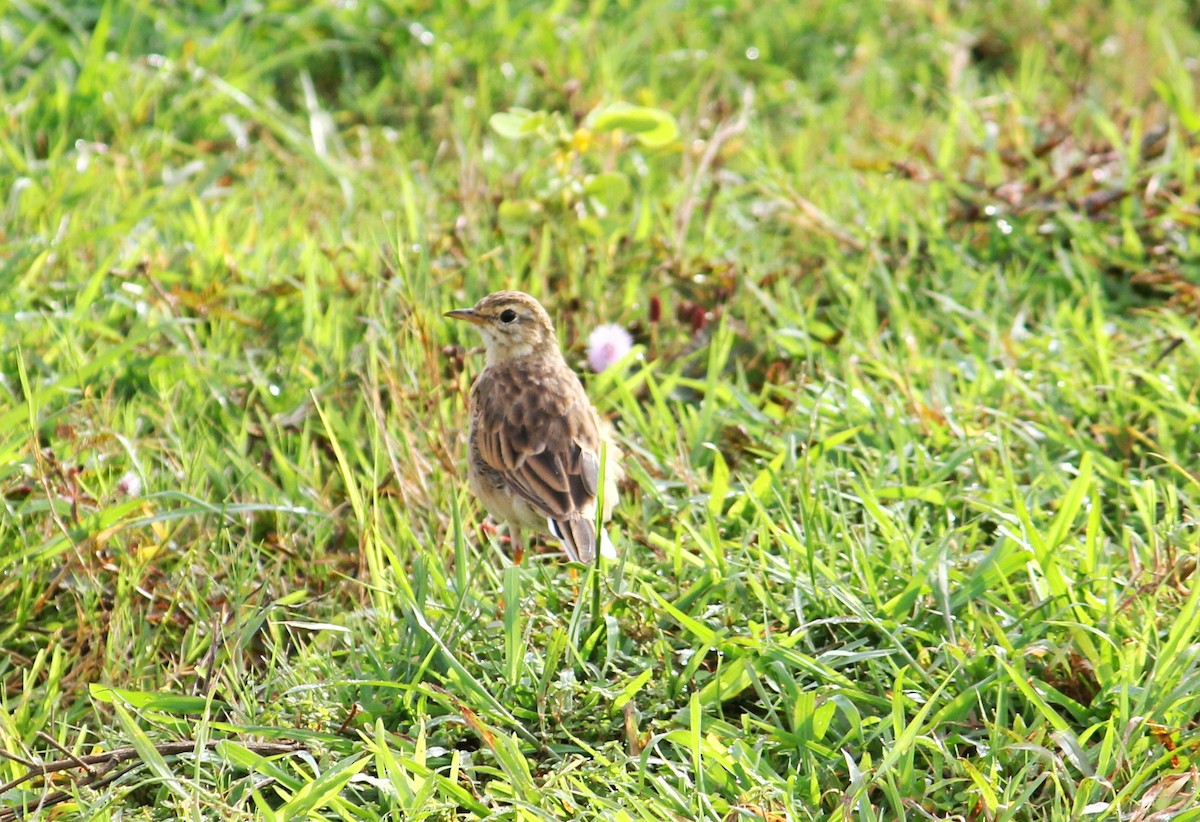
left=0, top=739, right=303, bottom=821
left=774, top=181, right=866, bottom=252
left=673, top=86, right=755, bottom=265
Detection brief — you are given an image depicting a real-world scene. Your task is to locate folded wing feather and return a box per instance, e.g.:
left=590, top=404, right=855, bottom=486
left=474, top=363, right=606, bottom=562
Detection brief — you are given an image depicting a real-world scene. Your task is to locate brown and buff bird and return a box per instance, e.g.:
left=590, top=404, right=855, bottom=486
left=446, top=291, right=623, bottom=564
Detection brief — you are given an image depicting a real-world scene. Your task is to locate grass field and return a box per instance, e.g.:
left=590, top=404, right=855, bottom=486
left=3, top=1, right=1200, bottom=819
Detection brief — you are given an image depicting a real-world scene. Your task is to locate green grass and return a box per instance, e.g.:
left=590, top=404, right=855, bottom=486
left=3, top=0, right=1200, bottom=819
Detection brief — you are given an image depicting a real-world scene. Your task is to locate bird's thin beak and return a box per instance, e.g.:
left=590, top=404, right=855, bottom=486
left=444, top=308, right=485, bottom=325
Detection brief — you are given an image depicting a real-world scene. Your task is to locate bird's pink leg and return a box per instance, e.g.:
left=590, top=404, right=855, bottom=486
left=510, top=527, right=525, bottom=565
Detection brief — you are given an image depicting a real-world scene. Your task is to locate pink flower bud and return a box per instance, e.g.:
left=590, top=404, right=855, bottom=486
left=586, top=323, right=633, bottom=372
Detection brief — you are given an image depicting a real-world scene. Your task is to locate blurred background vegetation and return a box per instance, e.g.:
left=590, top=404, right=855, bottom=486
left=2, top=1, right=1200, bottom=819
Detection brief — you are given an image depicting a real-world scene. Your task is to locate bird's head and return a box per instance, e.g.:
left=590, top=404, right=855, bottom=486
left=445, top=290, right=559, bottom=365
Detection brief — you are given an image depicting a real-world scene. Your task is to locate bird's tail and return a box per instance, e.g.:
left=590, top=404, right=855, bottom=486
left=548, top=516, right=611, bottom=564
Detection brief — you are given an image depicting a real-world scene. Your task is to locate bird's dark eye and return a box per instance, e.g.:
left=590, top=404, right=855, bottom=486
left=499, top=309, right=518, bottom=324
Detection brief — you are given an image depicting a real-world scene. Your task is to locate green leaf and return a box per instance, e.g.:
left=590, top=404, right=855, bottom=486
left=696, top=656, right=753, bottom=706
left=612, top=669, right=654, bottom=712
left=727, top=446, right=787, bottom=520
left=488, top=731, right=539, bottom=800
left=993, top=651, right=1071, bottom=734
left=707, top=447, right=729, bottom=517
left=961, top=758, right=1001, bottom=814
left=653, top=592, right=721, bottom=646
left=277, top=754, right=368, bottom=817
left=589, top=103, right=678, bottom=147
left=874, top=485, right=946, bottom=505
left=489, top=108, right=547, bottom=140
left=805, top=425, right=866, bottom=463
left=90, top=685, right=223, bottom=714
left=503, top=565, right=523, bottom=686
left=790, top=691, right=836, bottom=743
left=110, top=701, right=192, bottom=804
left=1152, top=75, right=1200, bottom=132
left=214, top=741, right=303, bottom=790
left=584, top=171, right=631, bottom=205
left=497, top=198, right=544, bottom=232
left=1046, top=451, right=1092, bottom=551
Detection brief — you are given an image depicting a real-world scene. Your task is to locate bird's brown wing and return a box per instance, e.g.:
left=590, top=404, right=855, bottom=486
left=472, top=361, right=602, bottom=561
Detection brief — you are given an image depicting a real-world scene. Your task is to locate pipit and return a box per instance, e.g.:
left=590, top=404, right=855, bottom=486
left=446, top=290, right=623, bottom=564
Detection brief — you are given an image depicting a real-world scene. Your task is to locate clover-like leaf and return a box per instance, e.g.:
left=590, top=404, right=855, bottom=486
left=589, top=103, right=678, bottom=148
left=489, top=108, right=548, bottom=140
left=497, top=199, right=545, bottom=233
left=584, top=171, right=631, bottom=206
